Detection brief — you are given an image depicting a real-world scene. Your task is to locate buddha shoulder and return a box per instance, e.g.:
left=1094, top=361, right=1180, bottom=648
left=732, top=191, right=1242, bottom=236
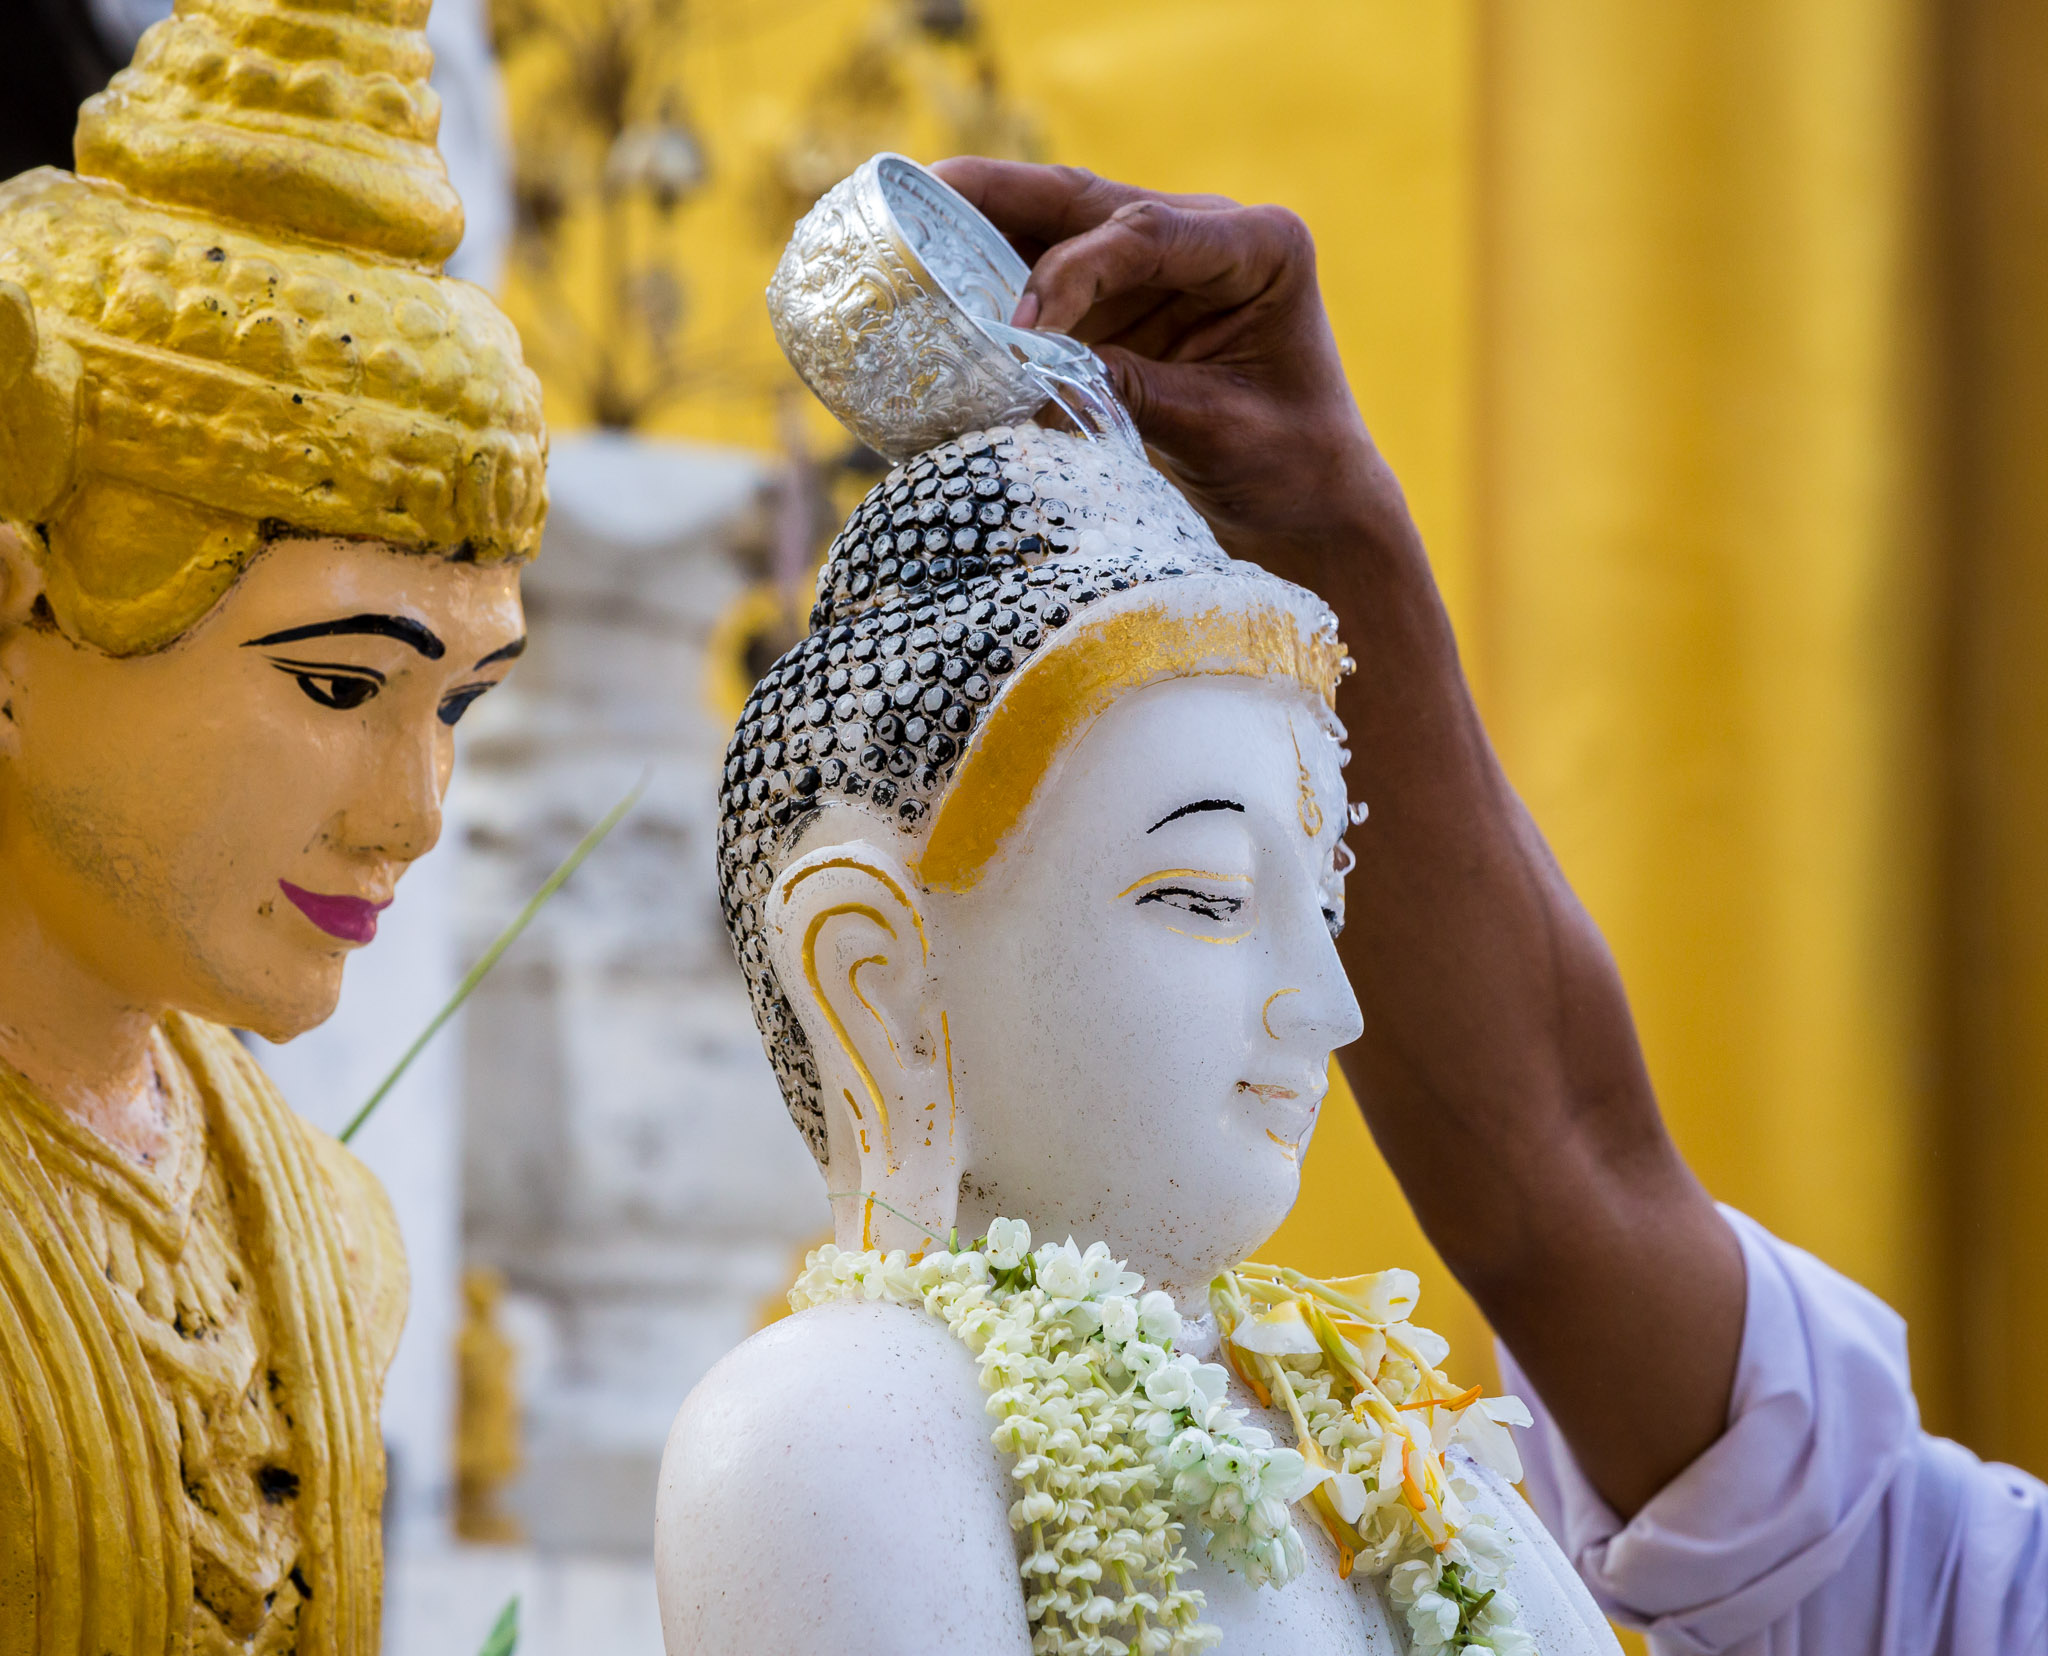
left=655, top=1299, right=1032, bottom=1656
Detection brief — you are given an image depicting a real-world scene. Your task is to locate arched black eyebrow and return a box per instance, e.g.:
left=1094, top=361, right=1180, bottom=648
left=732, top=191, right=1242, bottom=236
left=473, top=635, right=527, bottom=669
left=242, top=614, right=446, bottom=659
left=1147, top=798, right=1246, bottom=833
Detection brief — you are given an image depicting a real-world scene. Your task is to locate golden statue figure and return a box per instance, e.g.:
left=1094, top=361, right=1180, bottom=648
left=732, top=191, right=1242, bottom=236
left=453, top=1267, right=525, bottom=1545
left=0, top=1, right=546, bottom=1649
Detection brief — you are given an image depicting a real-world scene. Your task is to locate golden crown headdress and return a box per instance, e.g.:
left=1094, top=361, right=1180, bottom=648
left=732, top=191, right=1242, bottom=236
left=0, top=0, right=547, bottom=655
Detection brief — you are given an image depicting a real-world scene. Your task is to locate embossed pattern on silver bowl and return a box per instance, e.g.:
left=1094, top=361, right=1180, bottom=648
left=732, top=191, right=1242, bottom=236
left=766, top=153, right=1136, bottom=460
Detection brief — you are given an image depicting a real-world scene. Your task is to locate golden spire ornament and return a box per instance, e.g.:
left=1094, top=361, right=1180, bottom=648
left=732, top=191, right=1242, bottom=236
left=0, top=0, right=546, bottom=655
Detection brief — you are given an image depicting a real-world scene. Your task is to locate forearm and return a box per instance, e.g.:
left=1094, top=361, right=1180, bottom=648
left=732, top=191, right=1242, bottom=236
left=1285, top=449, right=1744, bottom=1517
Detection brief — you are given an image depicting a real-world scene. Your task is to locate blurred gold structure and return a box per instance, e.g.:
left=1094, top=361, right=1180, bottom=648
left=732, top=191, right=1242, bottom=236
left=500, top=0, right=2048, bottom=1528
left=455, top=1268, right=526, bottom=1544
left=489, top=0, right=1036, bottom=437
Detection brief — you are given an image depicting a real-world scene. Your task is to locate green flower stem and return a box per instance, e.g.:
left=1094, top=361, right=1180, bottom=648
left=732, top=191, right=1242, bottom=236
left=340, top=771, right=649, bottom=1146
left=822, top=1188, right=952, bottom=1249
left=477, top=1596, right=518, bottom=1656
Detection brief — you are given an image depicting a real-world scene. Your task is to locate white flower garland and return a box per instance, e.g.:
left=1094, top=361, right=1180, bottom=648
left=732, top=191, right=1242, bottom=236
left=792, top=1220, right=1531, bottom=1656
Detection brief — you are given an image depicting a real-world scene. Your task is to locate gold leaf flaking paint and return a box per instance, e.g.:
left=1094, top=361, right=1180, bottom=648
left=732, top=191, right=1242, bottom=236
left=0, top=1016, right=403, bottom=1654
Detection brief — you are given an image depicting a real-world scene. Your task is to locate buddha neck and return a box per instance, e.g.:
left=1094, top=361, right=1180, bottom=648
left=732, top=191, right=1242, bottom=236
left=827, top=1163, right=1242, bottom=1306
left=0, top=866, right=168, bottom=1164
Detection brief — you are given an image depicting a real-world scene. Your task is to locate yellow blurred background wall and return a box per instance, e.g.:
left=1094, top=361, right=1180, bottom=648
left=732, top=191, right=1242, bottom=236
left=494, top=0, right=2048, bottom=1519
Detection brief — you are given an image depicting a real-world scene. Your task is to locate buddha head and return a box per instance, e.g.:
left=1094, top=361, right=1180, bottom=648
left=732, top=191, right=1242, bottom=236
left=0, top=0, right=546, bottom=1045
left=720, top=423, right=1362, bottom=1294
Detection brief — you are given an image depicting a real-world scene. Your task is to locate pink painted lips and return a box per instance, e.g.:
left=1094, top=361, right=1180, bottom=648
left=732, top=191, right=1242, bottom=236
left=279, top=880, right=391, bottom=944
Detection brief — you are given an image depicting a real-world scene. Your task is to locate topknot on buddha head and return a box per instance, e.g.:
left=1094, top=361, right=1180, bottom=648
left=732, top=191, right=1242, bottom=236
left=0, top=0, right=546, bottom=656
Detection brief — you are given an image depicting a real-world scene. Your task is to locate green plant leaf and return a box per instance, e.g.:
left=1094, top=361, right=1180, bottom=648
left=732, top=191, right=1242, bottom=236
left=478, top=1594, right=519, bottom=1656
left=341, top=770, right=649, bottom=1144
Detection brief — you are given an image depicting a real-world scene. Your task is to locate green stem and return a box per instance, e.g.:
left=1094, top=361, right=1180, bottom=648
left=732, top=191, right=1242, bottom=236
left=823, top=1188, right=952, bottom=1249
left=477, top=1595, right=519, bottom=1656
left=340, top=771, right=649, bottom=1145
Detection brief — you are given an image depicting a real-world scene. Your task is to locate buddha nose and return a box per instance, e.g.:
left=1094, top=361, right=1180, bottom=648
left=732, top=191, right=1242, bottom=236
left=344, top=723, right=448, bottom=864
left=1263, top=915, right=1363, bottom=1052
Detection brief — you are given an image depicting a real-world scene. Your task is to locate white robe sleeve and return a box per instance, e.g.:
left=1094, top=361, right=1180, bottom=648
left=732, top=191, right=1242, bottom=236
left=1498, top=1206, right=2048, bottom=1655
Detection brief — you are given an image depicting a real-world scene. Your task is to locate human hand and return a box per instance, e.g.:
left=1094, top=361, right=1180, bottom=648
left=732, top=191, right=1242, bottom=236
left=930, top=158, right=1415, bottom=587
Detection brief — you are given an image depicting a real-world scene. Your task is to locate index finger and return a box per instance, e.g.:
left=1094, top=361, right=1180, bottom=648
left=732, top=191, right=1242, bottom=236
left=931, top=158, right=1237, bottom=247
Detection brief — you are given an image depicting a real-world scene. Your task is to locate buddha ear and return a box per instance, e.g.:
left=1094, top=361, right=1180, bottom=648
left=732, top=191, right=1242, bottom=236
left=763, top=839, right=960, bottom=1252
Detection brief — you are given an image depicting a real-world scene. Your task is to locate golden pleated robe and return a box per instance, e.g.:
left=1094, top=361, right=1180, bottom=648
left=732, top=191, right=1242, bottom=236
left=0, top=1012, right=406, bottom=1655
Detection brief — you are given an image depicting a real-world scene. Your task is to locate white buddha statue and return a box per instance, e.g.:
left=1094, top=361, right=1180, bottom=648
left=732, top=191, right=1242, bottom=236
left=656, top=161, right=1619, bottom=1656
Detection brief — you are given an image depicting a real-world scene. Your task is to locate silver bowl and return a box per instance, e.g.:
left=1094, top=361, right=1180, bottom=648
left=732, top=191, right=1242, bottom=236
left=766, top=153, right=1135, bottom=460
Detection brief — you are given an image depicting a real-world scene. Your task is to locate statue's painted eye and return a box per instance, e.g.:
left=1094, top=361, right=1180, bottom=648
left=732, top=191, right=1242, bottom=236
left=438, top=684, right=493, bottom=726
left=272, top=661, right=381, bottom=711
left=1117, top=869, right=1253, bottom=939
left=1136, top=886, right=1246, bottom=924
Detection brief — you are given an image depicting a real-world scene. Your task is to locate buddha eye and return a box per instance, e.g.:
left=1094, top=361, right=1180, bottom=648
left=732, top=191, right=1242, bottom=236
left=1117, top=868, right=1253, bottom=939
left=1137, top=885, right=1246, bottom=924
left=438, top=684, right=493, bottom=726
left=271, top=659, right=382, bottom=711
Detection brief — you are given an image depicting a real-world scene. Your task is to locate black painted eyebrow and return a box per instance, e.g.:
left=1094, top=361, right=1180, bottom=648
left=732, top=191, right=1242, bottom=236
left=473, top=635, right=527, bottom=669
left=1147, top=798, right=1247, bottom=834
left=242, top=614, right=447, bottom=660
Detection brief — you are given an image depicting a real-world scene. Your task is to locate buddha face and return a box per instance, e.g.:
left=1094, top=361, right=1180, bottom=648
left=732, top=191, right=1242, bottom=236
left=768, top=672, right=1361, bottom=1294
left=937, top=676, right=1360, bottom=1286
left=0, top=529, right=524, bottom=1041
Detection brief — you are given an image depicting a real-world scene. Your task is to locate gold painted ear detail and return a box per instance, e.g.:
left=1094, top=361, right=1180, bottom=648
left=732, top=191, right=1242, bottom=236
left=769, top=843, right=943, bottom=1178
left=765, top=840, right=966, bottom=1249
left=800, top=902, right=900, bottom=1167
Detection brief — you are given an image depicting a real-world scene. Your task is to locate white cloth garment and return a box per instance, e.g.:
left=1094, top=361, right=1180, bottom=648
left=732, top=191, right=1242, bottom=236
left=1501, top=1207, right=2048, bottom=1654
